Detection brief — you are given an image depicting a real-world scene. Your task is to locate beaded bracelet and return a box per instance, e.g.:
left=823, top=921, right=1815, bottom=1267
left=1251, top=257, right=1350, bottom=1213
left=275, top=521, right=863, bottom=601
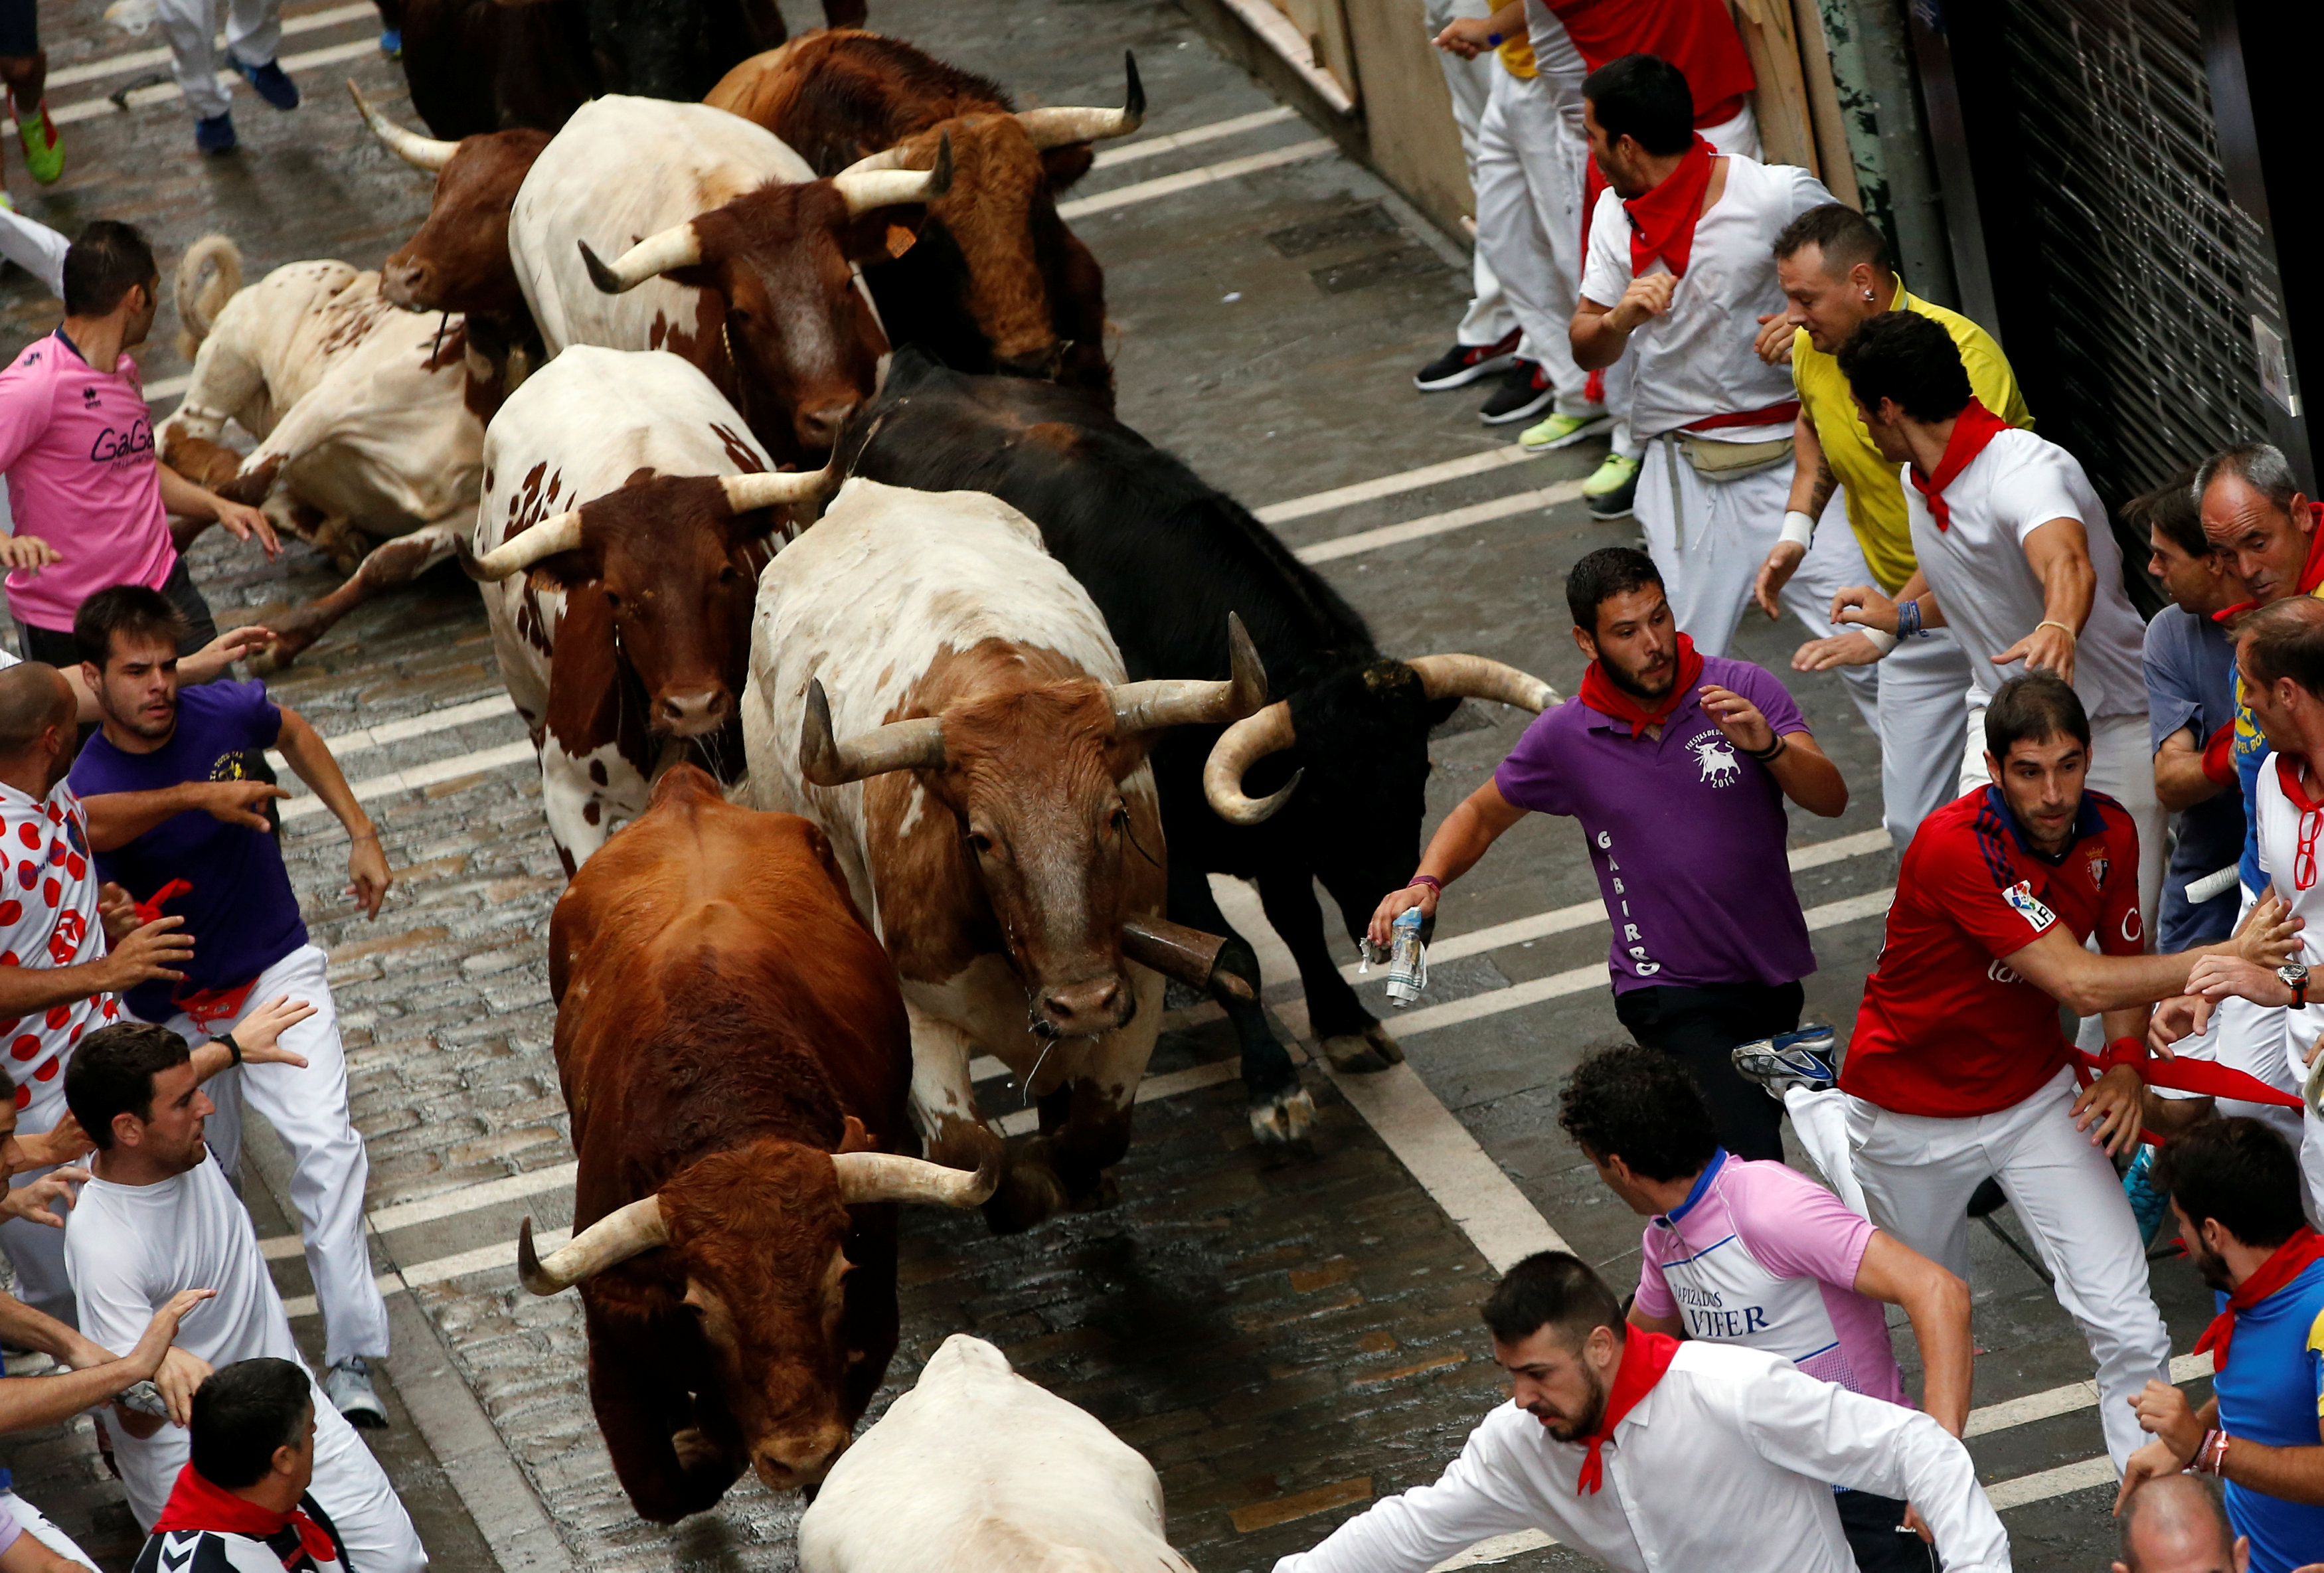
left=1408, top=874, right=1443, bottom=894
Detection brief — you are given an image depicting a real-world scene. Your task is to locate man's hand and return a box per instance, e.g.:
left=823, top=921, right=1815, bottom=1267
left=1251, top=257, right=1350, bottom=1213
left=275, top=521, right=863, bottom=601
left=230, top=995, right=317, bottom=1064
left=182, top=623, right=276, bottom=683
left=97, top=914, right=194, bottom=994
left=1900, top=1504, right=1932, bottom=1544
left=2189, top=952, right=2296, bottom=1008
left=1792, top=631, right=1888, bottom=672
left=2149, top=992, right=2214, bottom=1050
left=1830, top=582, right=1902, bottom=635
left=1432, top=15, right=1499, bottom=56
left=1698, top=685, right=1777, bottom=755
left=96, top=882, right=140, bottom=944
left=2071, top=1064, right=2146, bottom=1158
left=0, top=535, right=61, bottom=575
left=15, top=1112, right=92, bottom=1170
left=1994, top=620, right=2077, bottom=687
left=347, top=833, right=391, bottom=920
left=1609, top=272, right=1679, bottom=333
left=1755, top=540, right=1805, bottom=620
left=0, top=1166, right=87, bottom=1227
left=2128, top=1378, right=2204, bottom=1459
left=2114, top=1436, right=2189, bottom=1515
left=1368, top=883, right=1438, bottom=950
left=187, top=779, right=290, bottom=831
left=126, top=1287, right=214, bottom=1381
left=152, top=1344, right=214, bottom=1428
left=2231, top=891, right=2304, bottom=969
left=1753, top=312, right=1794, bottom=365
left=212, top=498, right=280, bottom=560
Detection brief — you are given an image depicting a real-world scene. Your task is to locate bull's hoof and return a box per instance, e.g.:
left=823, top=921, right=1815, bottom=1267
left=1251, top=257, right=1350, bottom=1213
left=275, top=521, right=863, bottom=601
left=982, top=1161, right=1067, bottom=1236
left=1321, top=1025, right=1404, bottom=1074
left=1248, top=1084, right=1317, bottom=1144
left=244, top=606, right=335, bottom=674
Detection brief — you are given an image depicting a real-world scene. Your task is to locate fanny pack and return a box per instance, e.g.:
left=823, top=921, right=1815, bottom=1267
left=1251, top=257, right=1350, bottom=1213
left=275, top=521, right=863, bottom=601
left=1679, top=432, right=1795, bottom=480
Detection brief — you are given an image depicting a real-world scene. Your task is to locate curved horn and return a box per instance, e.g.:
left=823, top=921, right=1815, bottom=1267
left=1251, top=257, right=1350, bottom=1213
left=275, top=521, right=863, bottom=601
left=799, top=679, right=948, bottom=786
left=464, top=509, right=584, bottom=581
left=1014, top=51, right=1145, bottom=149
left=831, top=132, right=954, bottom=216
left=578, top=222, right=703, bottom=295
left=1203, top=701, right=1303, bottom=826
left=1110, top=612, right=1269, bottom=734
left=831, top=1149, right=998, bottom=1208
left=517, top=1198, right=667, bottom=1295
left=1406, top=655, right=1561, bottom=713
left=348, top=80, right=458, bottom=171
left=720, top=463, right=838, bottom=515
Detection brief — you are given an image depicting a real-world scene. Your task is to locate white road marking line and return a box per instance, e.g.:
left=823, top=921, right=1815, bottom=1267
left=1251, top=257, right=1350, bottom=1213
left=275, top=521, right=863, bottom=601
left=284, top=1229, right=572, bottom=1321
left=280, top=738, right=535, bottom=820
left=996, top=1057, right=1241, bottom=1137
left=17, top=35, right=382, bottom=133
left=144, top=374, right=190, bottom=402
left=1963, top=1351, right=2214, bottom=1440
left=33, top=2, right=376, bottom=94
left=1057, top=138, right=1333, bottom=219
left=1256, top=445, right=1542, bottom=526
left=1091, top=106, right=1297, bottom=169
left=1297, top=480, right=1588, bottom=564
left=260, top=1162, right=579, bottom=1260
left=268, top=694, right=519, bottom=784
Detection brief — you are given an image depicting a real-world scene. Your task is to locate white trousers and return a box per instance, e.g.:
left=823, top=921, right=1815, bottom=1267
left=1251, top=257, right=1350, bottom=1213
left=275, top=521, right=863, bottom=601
left=155, top=0, right=281, bottom=119
left=163, top=945, right=388, bottom=1368
left=1876, top=629, right=1973, bottom=852
left=1424, top=0, right=1517, bottom=349
left=2, top=1073, right=82, bottom=1329
left=1846, top=1067, right=2171, bottom=1470
left=1472, top=66, right=1592, bottom=406
left=2303, top=1086, right=2324, bottom=1235
left=0, top=204, right=66, bottom=300
left=0, top=1489, right=98, bottom=1570
left=1958, top=705, right=2165, bottom=941
left=105, top=1377, right=425, bottom=1566
left=1635, top=439, right=1880, bottom=734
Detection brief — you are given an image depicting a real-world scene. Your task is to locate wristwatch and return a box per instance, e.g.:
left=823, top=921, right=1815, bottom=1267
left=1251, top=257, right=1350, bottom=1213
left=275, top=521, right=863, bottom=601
left=2280, top=959, right=2309, bottom=1009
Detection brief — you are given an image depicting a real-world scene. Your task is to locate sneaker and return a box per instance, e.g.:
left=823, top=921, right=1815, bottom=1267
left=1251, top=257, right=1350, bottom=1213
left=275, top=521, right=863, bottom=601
left=1583, top=451, right=1640, bottom=521
left=1730, top=1025, right=1837, bottom=1100
left=195, top=112, right=238, bottom=155
left=1477, top=360, right=1552, bottom=425
left=2121, top=1143, right=2167, bottom=1248
left=236, top=57, right=300, bottom=111
left=1414, top=328, right=1519, bottom=392
left=379, top=27, right=402, bottom=56
left=16, top=102, right=62, bottom=185
left=1518, top=408, right=1612, bottom=452
left=324, top=1356, right=388, bottom=1429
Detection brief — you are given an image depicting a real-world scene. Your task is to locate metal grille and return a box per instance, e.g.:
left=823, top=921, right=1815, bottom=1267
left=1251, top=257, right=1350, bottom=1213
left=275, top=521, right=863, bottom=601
left=1994, top=0, right=2272, bottom=512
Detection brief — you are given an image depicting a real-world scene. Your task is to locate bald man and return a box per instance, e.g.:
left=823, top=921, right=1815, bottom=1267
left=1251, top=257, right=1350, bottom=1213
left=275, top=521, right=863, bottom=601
left=2116, top=1475, right=2249, bottom=1573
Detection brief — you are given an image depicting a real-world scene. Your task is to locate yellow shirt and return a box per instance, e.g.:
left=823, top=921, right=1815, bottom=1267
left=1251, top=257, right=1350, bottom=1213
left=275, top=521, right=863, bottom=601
left=1497, top=34, right=1536, bottom=78
left=1790, top=287, right=2033, bottom=595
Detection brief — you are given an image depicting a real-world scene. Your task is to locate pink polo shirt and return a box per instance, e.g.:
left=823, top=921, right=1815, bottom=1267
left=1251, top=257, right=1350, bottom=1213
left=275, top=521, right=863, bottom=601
left=0, top=329, right=176, bottom=632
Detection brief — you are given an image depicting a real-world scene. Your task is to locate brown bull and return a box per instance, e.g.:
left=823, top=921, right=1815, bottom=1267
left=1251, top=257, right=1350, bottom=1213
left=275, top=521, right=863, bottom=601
left=706, top=32, right=1141, bottom=407
left=518, top=764, right=994, bottom=1519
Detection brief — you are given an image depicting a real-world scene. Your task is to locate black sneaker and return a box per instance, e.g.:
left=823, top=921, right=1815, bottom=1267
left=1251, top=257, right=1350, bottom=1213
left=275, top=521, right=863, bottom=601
left=1414, top=328, right=1520, bottom=392
left=1584, top=452, right=1640, bottom=521
left=1478, top=360, right=1552, bottom=425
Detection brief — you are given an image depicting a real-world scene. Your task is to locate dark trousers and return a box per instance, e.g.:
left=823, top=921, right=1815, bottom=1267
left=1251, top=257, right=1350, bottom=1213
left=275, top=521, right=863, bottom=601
left=15, top=555, right=220, bottom=668
left=1613, top=979, right=1801, bottom=1162
left=1835, top=1489, right=1939, bottom=1573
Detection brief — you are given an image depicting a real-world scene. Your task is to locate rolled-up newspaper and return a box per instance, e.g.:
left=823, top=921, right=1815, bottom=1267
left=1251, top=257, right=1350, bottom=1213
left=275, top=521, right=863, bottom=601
left=2184, top=865, right=2240, bottom=906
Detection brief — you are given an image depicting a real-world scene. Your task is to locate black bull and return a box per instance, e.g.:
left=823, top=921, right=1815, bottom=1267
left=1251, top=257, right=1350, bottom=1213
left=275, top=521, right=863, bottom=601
left=839, top=349, right=1554, bottom=1142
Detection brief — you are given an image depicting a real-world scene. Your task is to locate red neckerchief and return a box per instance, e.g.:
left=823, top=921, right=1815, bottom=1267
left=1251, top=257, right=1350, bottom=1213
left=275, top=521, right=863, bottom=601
left=2193, top=1227, right=2324, bottom=1373
left=1620, top=136, right=1716, bottom=279
left=1906, top=398, right=2013, bottom=531
left=2212, top=503, right=2324, bottom=624
left=1574, top=1328, right=1681, bottom=1494
left=151, top=1465, right=339, bottom=1564
left=1578, top=633, right=1704, bottom=739
left=172, top=976, right=258, bottom=1034
left=131, top=878, right=193, bottom=926
left=2277, top=755, right=2324, bottom=890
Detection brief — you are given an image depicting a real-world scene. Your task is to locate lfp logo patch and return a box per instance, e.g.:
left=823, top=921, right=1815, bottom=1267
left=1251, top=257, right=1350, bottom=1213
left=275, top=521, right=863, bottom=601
left=2003, top=880, right=2056, bottom=935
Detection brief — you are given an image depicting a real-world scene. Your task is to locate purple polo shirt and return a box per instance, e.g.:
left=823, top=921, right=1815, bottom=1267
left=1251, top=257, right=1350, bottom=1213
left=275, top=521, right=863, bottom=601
left=1493, top=655, right=1816, bottom=992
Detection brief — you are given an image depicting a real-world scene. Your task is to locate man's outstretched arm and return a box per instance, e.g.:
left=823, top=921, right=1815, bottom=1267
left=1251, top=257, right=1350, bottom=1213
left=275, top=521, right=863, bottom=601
left=1367, top=779, right=1531, bottom=947
left=1273, top=1422, right=1544, bottom=1573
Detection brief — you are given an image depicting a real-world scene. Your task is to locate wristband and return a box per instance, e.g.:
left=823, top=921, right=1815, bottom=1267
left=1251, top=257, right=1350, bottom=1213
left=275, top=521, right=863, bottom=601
left=2200, top=720, right=2238, bottom=789
left=1858, top=627, right=1898, bottom=657
left=2102, top=1036, right=2147, bottom=1071
left=1407, top=874, right=1443, bottom=894
left=1746, top=733, right=1789, bottom=764
left=217, top=1031, right=243, bottom=1068
left=1896, top=598, right=1924, bottom=640
left=1778, top=510, right=1815, bottom=550
left=2036, top=618, right=2079, bottom=641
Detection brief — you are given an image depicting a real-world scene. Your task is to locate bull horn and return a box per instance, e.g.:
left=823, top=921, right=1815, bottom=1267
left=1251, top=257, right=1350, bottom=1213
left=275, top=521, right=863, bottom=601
left=1203, top=701, right=1302, bottom=826
left=517, top=1198, right=667, bottom=1294
left=1406, top=655, right=1560, bottom=713
left=465, top=509, right=584, bottom=581
left=799, top=679, right=948, bottom=786
left=579, top=222, right=703, bottom=295
left=720, top=463, right=838, bottom=515
left=348, top=80, right=457, bottom=171
left=831, top=132, right=954, bottom=216
left=831, top=1150, right=998, bottom=1208
left=1014, top=51, right=1145, bottom=149
left=1110, top=612, right=1269, bottom=734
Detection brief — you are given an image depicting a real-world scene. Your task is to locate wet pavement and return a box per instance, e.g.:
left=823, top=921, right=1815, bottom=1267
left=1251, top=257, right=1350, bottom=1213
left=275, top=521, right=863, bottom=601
left=0, top=0, right=2219, bottom=1568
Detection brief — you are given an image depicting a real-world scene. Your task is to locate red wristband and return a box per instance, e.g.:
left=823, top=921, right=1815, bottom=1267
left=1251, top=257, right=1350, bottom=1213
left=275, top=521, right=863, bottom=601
left=2103, top=1036, right=2149, bottom=1070
left=1408, top=874, right=1442, bottom=894
left=2201, top=720, right=2238, bottom=789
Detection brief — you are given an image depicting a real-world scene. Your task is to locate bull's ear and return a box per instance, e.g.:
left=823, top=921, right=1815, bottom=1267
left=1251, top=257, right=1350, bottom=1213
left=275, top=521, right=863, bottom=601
left=1038, top=143, right=1096, bottom=192
left=837, top=1116, right=878, bottom=1154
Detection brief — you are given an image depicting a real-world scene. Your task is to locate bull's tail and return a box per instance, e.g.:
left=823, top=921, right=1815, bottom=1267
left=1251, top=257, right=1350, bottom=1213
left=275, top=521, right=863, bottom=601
left=173, top=234, right=244, bottom=362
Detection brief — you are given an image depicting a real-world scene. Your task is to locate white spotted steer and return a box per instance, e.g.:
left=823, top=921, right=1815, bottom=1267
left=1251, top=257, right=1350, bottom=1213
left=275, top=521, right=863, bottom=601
left=468, top=344, right=831, bottom=870
left=740, top=479, right=1270, bottom=1232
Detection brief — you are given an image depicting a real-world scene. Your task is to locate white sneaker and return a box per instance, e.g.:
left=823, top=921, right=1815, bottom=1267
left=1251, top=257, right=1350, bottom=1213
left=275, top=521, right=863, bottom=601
left=325, top=1356, right=388, bottom=1429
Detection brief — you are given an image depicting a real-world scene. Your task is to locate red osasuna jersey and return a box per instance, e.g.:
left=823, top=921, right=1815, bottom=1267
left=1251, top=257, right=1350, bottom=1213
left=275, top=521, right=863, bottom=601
left=1841, top=787, right=2143, bottom=1118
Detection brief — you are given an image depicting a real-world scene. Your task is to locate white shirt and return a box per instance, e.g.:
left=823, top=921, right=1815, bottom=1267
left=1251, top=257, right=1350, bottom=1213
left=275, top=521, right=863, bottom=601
left=66, top=1155, right=311, bottom=1527
left=1580, top=156, right=1832, bottom=442
left=0, top=774, right=118, bottom=1119
left=1519, top=1, right=1587, bottom=110
left=1903, top=428, right=2147, bottom=720
left=2249, top=754, right=2324, bottom=1082
left=1270, top=1342, right=2009, bottom=1573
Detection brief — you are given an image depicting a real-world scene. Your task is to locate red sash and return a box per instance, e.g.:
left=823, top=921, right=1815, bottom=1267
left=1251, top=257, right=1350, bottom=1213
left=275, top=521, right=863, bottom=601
left=2193, top=1227, right=2324, bottom=1373
left=1620, top=136, right=1716, bottom=279
left=1575, top=1328, right=1680, bottom=1494
left=173, top=977, right=258, bottom=1035
left=151, top=1464, right=339, bottom=1564
left=1906, top=397, right=2013, bottom=532
left=2072, top=1038, right=2303, bottom=1150
left=1578, top=633, right=1704, bottom=739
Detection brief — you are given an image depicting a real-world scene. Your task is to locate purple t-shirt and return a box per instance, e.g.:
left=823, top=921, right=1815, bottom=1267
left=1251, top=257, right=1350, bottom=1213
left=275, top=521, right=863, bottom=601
left=1493, top=655, right=1815, bottom=991
left=1634, top=1150, right=1906, bottom=1407
left=72, top=682, right=307, bottom=1021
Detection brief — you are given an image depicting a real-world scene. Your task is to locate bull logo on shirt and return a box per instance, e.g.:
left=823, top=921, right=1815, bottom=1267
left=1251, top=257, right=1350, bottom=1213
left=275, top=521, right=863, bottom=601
left=2086, top=851, right=2109, bottom=888
left=1689, top=734, right=1740, bottom=787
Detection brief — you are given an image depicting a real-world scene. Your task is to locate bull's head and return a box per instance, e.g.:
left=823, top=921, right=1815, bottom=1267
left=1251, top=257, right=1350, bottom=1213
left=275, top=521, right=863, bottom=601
left=1204, top=656, right=1560, bottom=944
left=464, top=466, right=834, bottom=737
left=801, top=616, right=1269, bottom=1038
left=574, top=142, right=954, bottom=461
left=353, top=82, right=546, bottom=318
left=516, top=1138, right=995, bottom=1491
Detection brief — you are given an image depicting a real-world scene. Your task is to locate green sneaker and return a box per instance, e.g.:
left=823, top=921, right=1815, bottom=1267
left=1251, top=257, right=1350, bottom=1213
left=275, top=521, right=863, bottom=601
left=1518, top=408, right=1611, bottom=452
left=17, top=102, right=62, bottom=186
left=1583, top=452, right=1641, bottom=521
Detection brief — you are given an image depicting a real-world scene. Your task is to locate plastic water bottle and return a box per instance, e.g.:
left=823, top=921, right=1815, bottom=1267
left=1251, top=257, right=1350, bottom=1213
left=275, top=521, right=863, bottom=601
left=1385, top=905, right=1428, bottom=1007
